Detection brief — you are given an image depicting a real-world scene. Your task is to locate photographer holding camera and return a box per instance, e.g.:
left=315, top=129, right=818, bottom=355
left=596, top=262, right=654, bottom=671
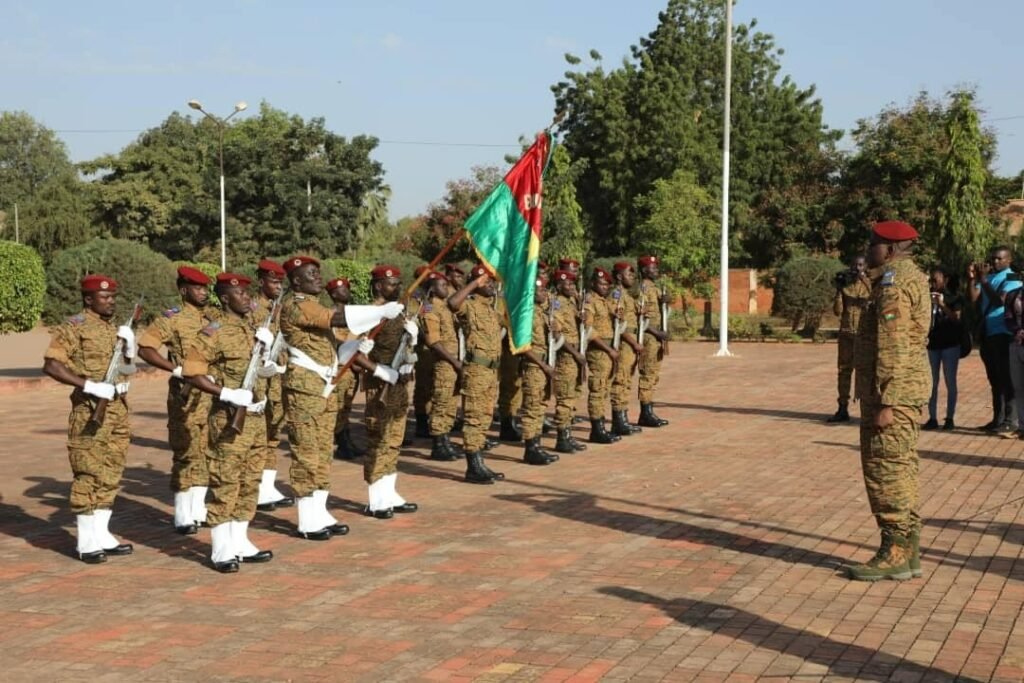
left=828, top=255, right=871, bottom=423
left=968, top=246, right=1022, bottom=435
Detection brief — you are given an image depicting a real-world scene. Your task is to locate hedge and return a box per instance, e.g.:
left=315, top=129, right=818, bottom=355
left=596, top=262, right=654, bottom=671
left=771, top=254, right=843, bottom=334
left=0, top=241, right=46, bottom=334
left=321, top=258, right=373, bottom=304
left=44, top=238, right=179, bottom=325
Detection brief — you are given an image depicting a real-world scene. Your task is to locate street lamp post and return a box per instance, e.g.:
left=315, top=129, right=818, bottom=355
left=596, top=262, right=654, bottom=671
left=188, top=99, right=248, bottom=270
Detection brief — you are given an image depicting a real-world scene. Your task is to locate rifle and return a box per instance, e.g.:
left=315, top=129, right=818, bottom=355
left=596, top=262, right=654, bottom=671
left=636, top=290, right=649, bottom=374
left=611, top=287, right=624, bottom=351
left=89, top=294, right=144, bottom=427
left=659, top=283, right=671, bottom=357
left=546, top=300, right=565, bottom=399
left=380, top=307, right=415, bottom=403
left=227, top=288, right=284, bottom=435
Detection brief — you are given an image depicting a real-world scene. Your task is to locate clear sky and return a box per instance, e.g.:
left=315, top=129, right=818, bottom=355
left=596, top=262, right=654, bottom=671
left=3, top=0, right=1022, bottom=219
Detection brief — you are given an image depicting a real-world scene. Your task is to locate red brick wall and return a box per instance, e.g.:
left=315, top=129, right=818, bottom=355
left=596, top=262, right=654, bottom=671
left=683, top=270, right=773, bottom=316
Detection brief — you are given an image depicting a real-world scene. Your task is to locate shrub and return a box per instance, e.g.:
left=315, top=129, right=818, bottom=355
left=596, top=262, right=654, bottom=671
left=44, top=238, right=179, bottom=324
left=771, top=254, right=843, bottom=335
left=322, top=258, right=373, bottom=304
left=0, top=241, right=46, bottom=333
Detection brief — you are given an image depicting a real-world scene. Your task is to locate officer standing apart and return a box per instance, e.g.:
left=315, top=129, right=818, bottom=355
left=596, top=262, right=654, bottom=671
left=184, top=273, right=274, bottom=573
left=43, top=275, right=135, bottom=563
left=636, top=256, right=670, bottom=427
left=828, top=256, right=870, bottom=423
left=250, top=259, right=293, bottom=511
left=846, top=221, right=929, bottom=582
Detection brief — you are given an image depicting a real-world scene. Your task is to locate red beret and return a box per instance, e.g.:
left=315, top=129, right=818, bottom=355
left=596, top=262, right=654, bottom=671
left=558, top=258, right=580, bottom=269
left=612, top=261, right=632, bottom=273
left=637, top=255, right=659, bottom=267
left=257, top=259, right=286, bottom=277
left=81, top=274, right=117, bottom=293
left=284, top=255, right=320, bottom=274
left=426, top=271, right=446, bottom=282
left=470, top=264, right=492, bottom=279
left=872, top=221, right=919, bottom=242
left=444, top=263, right=465, bottom=275
left=538, top=261, right=549, bottom=271
left=535, top=276, right=548, bottom=289
left=553, top=269, right=577, bottom=283
left=176, top=266, right=212, bottom=286
left=592, top=267, right=613, bottom=283
left=216, top=272, right=252, bottom=288
left=326, top=278, right=350, bottom=291
left=371, top=264, right=401, bottom=280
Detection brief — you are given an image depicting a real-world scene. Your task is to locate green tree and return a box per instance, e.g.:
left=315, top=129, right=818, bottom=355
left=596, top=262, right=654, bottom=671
left=0, top=240, right=46, bottom=333
left=540, top=145, right=589, bottom=265
left=412, top=165, right=503, bottom=263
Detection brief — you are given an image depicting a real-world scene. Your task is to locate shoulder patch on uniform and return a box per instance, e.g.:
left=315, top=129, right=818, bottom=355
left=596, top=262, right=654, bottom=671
left=200, top=321, right=221, bottom=336
left=66, top=313, right=86, bottom=325
left=249, top=301, right=259, bottom=311
left=880, top=270, right=895, bottom=287
left=162, top=306, right=181, bottom=318
left=421, top=302, right=432, bottom=313
left=612, top=289, right=622, bottom=300
left=293, top=293, right=306, bottom=301
left=553, top=299, right=561, bottom=310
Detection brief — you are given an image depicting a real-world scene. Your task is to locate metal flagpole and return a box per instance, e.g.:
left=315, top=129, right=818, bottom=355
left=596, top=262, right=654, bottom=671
left=714, top=0, right=733, bottom=358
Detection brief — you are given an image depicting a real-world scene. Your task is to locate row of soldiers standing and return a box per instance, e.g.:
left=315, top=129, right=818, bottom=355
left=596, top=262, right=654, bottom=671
left=43, top=253, right=673, bottom=572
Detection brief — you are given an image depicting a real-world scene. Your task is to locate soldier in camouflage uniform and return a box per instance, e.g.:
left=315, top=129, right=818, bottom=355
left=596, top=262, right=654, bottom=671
left=444, top=264, right=468, bottom=433
left=828, top=255, right=871, bottom=423
left=250, top=259, right=294, bottom=510
left=411, top=266, right=434, bottom=439
left=497, top=288, right=524, bottom=443
left=584, top=267, right=621, bottom=444
left=183, top=273, right=274, bottom=573
left=449, top=266, right=507, bottom=484
left=636, top=255, right=671, bottom=427
left=518, top=275, right=558, bottom=465
left=326, top=277, right=364, bottom=461
left=137, top=266, right=218, bottom=535
left=363, top=265, right=420, bottom=518
left=422, top=272, right=463, bottom=461
left=43, top=274, right=136, bottom=564
left=551, top=269, right=588, bottom=454
left=609, top=262, right=644, bottom=436
left=846, top=221, right=930, bottom=582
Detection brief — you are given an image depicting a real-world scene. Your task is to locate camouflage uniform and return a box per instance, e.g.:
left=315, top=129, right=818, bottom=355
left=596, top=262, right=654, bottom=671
left=854, top=259, right=929, bottom=547
left=610, top=286, right=640, bottom=411
left=250, top=293, right=287, bottom=475
left=410, top=296, right=433, bottom=425
left=182, top=315, right=268, bottom=527
left=137, top=302, right=216, bottom=494
left=835, top=278, right=871, bottom=405
left=497, top=297, right=523, bottom=421
left=585, top=292, right=615, bottom=419
left=422, top=295, right=460, bottom=436
left=44, top=310, right=131, bottom=515
left=457, top=295, right=503, bottom=452
left=364, top=305, right=410, bottom=486
left=552, top=293, right=582, bottom=428
left=637, top=278, right=663, bottom=403
left=521, top=305, right=550, bottom=441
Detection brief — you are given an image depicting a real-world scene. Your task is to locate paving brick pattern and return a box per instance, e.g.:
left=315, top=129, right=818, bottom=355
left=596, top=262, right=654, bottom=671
left=0, top=343, right=1022, bottom=682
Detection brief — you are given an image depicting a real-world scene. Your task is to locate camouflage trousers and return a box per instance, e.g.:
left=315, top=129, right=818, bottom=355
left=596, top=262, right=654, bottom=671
left=261, top=374, right=285, bottom=471
left=167, top=380, right=211, bottom=493
left=429, top=361, right=459, bottom=436
left=859, top=401, right=922, bottom=536
left=334, top=369, right=359, bottom=433
left=837, top=332, right=856, bottom=404
left=67, top=396, right=129, bottom=515
left=521, top=363, right=548, bottom=440
left=498, top=346, right=522, bottom=418
left=413, top=346, right=433, bottom=415
left=586, top=348, right=614, bottom=419
left=285, top=389, right=338, bottom=498
left=610, top=343, right=638, bottom=410
left=637, top=336, right=663, bottom=403
left=207, top=403, right=266, bottom=526
left=553, top=351, right=581, bottom=428
left=364, top=377, right=410, bottom=484
left=462, top=362, right=498, bottom=452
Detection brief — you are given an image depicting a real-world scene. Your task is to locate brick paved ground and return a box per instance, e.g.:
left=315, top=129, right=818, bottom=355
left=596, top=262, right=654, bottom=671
left=1, top=342, right=1022, bottom=682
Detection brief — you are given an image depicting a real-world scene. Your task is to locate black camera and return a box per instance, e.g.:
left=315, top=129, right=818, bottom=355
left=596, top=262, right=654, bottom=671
left=834, top=270, right=853, bottom=288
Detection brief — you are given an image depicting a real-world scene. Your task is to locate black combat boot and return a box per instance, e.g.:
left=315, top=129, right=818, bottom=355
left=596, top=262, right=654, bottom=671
left=589, top=418, right=619, bottom=444
left=542, top=416, right=554, bottom=435
left=415, top=413, right=430, bottom=438
left=612, top=410, right=642, bottom=436
left=482, top=436, right=499, bottom=451
left=826, top=402, right=850, bottom=423
left=555, top=427, right=576, bottom=454
left=464, top=451, right=496, bottom=484
left=430, top=434, right=459, bottom=461
left=523, top=437, right=557, bottom=465
left=499, top=416, right=523, bottom=442
left=638, top=403, right=669, bottom=427
left=334, top=428, right=363, bottom=461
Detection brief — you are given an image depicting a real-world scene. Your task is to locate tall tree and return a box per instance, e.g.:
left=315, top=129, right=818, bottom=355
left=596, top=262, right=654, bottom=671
left=539, top=145, right=589, bottom=265
left=412, top=165, right=503, bottom=263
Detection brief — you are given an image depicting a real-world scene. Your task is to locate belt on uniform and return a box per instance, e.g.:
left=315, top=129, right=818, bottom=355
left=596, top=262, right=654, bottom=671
left=466, top=352, right=499, bottom=370
left=287, top=344, right=338, bottom=398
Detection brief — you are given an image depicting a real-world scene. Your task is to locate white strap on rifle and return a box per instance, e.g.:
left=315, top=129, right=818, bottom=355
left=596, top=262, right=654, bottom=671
left=246, top=399, right=267, bottom=415
left=287, top=345, right=338, bottom=398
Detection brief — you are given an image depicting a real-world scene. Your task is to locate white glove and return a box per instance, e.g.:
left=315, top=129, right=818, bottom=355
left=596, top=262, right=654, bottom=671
left=373, top=364, right=399, bottom=385
left=246, top=399, right=267, bottom=415
left=403, top=319, right=419, bottom=346
left=399, top=363, right=414, bottom=376
left=405, top=351, right=418, bottom=365
left=219, top=387, right=254, bottom=406
left=171, top=366, right=184, bottom=379
left=117, top=326, right=137, bottom=359
left=255, top=328, right=274, bottom=347
left=358, top=338, right=375, bottom=355
left=269, top=361, right=287, bottom=375
left=381, top=301, right=404, bottom=320
left=84, top=380, right=116, bottom=400
left=114, top=382, right=130, bottom=396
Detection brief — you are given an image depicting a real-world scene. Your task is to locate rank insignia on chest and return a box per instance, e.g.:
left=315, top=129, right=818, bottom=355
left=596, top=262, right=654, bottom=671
left=880, top=270, right=895, bottom=287
left=163, top=306, right=181, bottom=318
left=201, top=322, right=221, bottom=336
left=553, top=300, right=561, bottom=310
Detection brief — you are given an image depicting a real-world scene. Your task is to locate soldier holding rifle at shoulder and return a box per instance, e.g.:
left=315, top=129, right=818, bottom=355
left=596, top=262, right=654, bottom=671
left=551, top=269, right=588, bottom=454
left=421, top=271, right=463, bottom=462
left=584, top=267, right=621, bottom=445
left=43, top=274, right=138, bottom=563
left=636, top=255, right=670, bottom=427
left=609, top=262, right=644, bottom=436
left=518, top=275, right=559, bottom=465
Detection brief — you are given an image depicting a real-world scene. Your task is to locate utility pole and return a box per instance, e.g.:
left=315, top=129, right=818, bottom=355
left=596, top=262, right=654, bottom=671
left=714, top=0, right=733, bottom=358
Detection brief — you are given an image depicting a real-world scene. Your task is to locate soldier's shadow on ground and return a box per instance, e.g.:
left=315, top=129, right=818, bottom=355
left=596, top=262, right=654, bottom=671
left=659, top=402, right=853, bottom=424
left=599, top=587, right=982, bottom=683
left=494, top=491, right=848, bottom=573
